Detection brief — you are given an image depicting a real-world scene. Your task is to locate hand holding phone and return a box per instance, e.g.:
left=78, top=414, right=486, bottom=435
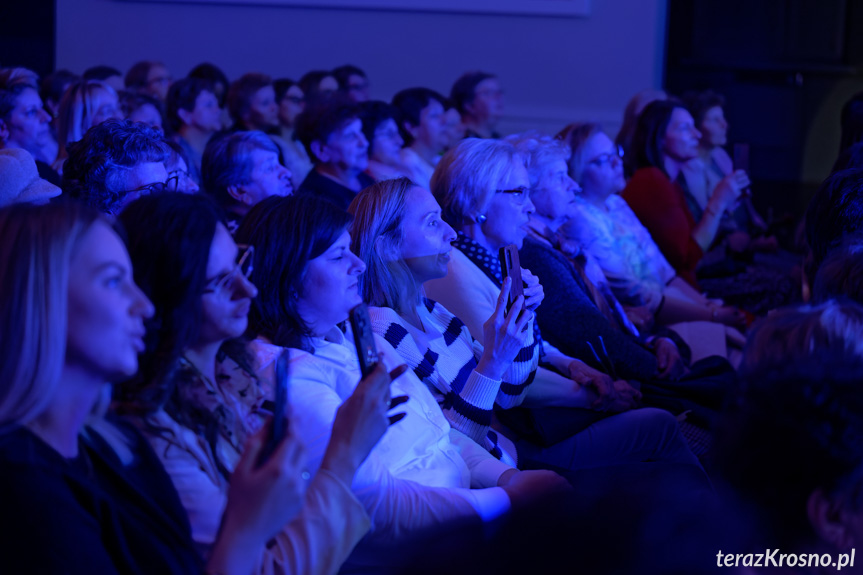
left=350, top=303, right=379, bottom=378
left=498, top=245, right=524, bottom=316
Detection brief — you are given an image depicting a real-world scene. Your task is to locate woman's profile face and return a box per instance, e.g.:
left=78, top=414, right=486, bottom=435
left=399, top=186, right=457, bottom=285
left=477, top=158, right=535, bottom=250
left=89, top=87, right=122, bottom=129
left=198, top=223, right=258, bottom=347
left=66, top=221, right=153, bottom=380
left=371, top=118, right=403, bottom=165
left=278, top=85, right=305, bottom=127
left=296, top=229, right=366, bottom=336
left=661, top=107, right=701, bottom=162
left=1, top=87, right=51, bottom=156
left=699, top=105, right=728, bottom=148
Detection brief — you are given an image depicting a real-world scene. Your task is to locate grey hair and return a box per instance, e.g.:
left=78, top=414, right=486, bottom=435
left=202, top=130, right=279, bottom=209
left=430, top=138, right=524, bottom=229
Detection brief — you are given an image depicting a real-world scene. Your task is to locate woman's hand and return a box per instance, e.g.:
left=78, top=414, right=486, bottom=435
left=520, top=268, right=545, bottom=311
left=477, top=277, right=532, bottom=380
left=708, top=304, right=747, bottom=328
left=654, top=338, right=686, bottom=381
left=567, top=360, right=640, bottom=413
left=320, top=362, right=409, bottom=485
left=710, top=170, right=749, bottom=212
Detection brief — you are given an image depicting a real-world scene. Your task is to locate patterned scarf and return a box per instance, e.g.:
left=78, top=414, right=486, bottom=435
left=452, top=233, right=545, bottom=358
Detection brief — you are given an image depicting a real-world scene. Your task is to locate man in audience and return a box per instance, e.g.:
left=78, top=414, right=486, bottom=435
left=333, top=64, right=370, bottom=102
left=226, top=73, right=279, bottom=134
left=125, top=60, right=173, bottom=102
left=294, top=98, right=373, bottom=210
left=201, top=130, right=292, bottom=231
left=167, top=78, right=222, bottom=185
left=450, top=71, right=504, bottom=139
left=391, top=87, right=449, bottom=189
left=62, top=118, right=169, bottom=214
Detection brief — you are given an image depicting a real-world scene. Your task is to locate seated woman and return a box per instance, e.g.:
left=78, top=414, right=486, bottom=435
left=623, top=100, right=797, bottom=314
left=358, top=100, right=411, bottom=182
left=116, top=193, right=395, bottom=575
left=0, top=201, right=319, bottom=574
left=53, top=79, right=123, bottom=174
left=235, top=193, right=573, bottom=568
left=0, top=69, right=58, bottom=182
left=555, top=124, right=746, bottom=359
left=350, top=176, right=703, bottom=471
left=424, top=138, right=735, bottom=454
left=274, top=78, right=313, bottom=187
left=680, top=90, right=776, bottom=254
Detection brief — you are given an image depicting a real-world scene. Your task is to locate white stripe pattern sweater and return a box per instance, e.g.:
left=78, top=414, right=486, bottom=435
left=369, top=299, right=538, bottom=465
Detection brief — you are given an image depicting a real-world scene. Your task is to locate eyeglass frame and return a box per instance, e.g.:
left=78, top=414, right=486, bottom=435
left=118, top=180, right=169, bottom=198
left=495, top=186, right=531, bottom=205
left=202, top=244, right=255, bottom=295
left=587, top=145, right=625, bottom=168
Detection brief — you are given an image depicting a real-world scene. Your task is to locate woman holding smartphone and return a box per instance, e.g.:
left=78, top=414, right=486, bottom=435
left=115, top=193, right=399, bottom=575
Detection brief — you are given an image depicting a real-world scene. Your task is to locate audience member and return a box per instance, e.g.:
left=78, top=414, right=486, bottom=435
left=53, top=80, right=123, bottom=172
left=167, top=77, right=222, bottom=185
left=298, top=70, right=339, bottom=106
left=63, top=118, right=169, bottom=214
left=450, top=71, right=504, bottom=139
left=333, top=64, right=370, bottom=102
left=0, top=69, right=56, bottom=182
left=274, top=78, right=313, bottom=187
left=805, top=167, right=863, bottom=282
left=125, top=60, right=173, bottom=102
left=120, top=91, right=163, bottom=132
left=40, top=69, right=79, bottom=120
left=0, top=148, right=61, bottom=206
left=226, top=73, right=278, bottom=134
left=0, top=201, right=312, bottom=575
left=294, top=98, right=374, bottom=210
left=116, top=192, right=394, bottom=574
left=236, top=193, right=573, bottom=569
left=556, top=123, right=747, bottom=334
left=443, top=101, right=465, bottom=150
left=391, top=87, right=449, bottom=189
left=82, top=65, right=124, bottom=92
left=201, top=130, right=292, bottom=231
left=357, top=100, right=408, bottom=181
left=616, top=89, right=667, bottom=179
left=187, top=62, right=231, bottom=130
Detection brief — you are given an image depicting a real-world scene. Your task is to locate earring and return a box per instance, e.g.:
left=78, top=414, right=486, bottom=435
left=476, top=214, right=487, bottom=224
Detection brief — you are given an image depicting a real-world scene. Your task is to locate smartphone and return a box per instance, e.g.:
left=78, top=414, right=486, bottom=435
left=498, top=245, right=524, bottom=315
left=350, top=303, right=379, bottom=378
left=258, top=349, right=289, bottom=466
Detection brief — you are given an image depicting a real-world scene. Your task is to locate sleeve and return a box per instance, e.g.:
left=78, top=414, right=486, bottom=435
left=623, top=168, right=703, bottom=280
left=519, top=241, right=658, bottom=382
left=264, top=352, right=506, bottom=547
left=0, top=464, right=122, bottom=575
left=448, top=428, right=513, bottom=489
left=255, top=469, right=371, bottom=575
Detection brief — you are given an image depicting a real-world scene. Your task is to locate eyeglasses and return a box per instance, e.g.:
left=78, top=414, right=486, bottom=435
left=283, top=96, right=305, bottom=105
left=203, top=244, right=255, bottom=295
left=120, top=181, right=168, bottom=198
left=166, top=169, right=190, bottom=192
left=587, top=146, right=624, bottom=168
left=496, top=187, right=531, bottom=205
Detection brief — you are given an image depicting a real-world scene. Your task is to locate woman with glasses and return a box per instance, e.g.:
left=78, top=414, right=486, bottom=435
left=0, top=200, right=337, bottom=574
left=351, top=175, right=706, bottom=473
left=115, top=193, right=398, bottom=574
left=557, top=123, right=747, bottom=333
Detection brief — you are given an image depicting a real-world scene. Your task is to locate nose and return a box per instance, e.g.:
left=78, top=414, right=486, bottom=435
left=186, top=176, right=200, bottom=194
left=524, top=197, right=536, bottom=214
left=133, top=285, right=156, bottom=319
left=358, top=132, right=369, bottom=150
left=444, top=221, right=457, bottom=243
left=349, top=251, right=367, bottom=275
left=279, top=164, right=292, bottom=181
left=234, top=273, right=258, bottom=299
left=39, top=108, right=50, bottom=123
left=693, top=127, right=703, bottom=140
left=567, top=175, right=581, bottom=194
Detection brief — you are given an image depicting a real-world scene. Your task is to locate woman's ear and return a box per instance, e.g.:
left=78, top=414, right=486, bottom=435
left=374, top=234, right=399, bottom=261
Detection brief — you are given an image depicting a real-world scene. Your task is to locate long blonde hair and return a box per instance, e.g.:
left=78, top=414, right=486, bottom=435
left=349, top=177, right=420, bottom=314
left=54, top=80, right=117, bottom=165
left=0, top=202, right=102, bottom=426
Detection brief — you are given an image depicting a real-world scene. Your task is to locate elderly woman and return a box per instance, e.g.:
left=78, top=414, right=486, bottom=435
left=0, top=68, right=57, bottom=180
left=53, top=79, right=123, bottom=173
left=116, top=193, right=395, bottom=575
left=0, top=201, right=322, bottom=574
left=421, top=138, right=714, bottom=461
left=557, top=124, right=747, bottom=340
left=352, top=175, right=705, bottom=472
